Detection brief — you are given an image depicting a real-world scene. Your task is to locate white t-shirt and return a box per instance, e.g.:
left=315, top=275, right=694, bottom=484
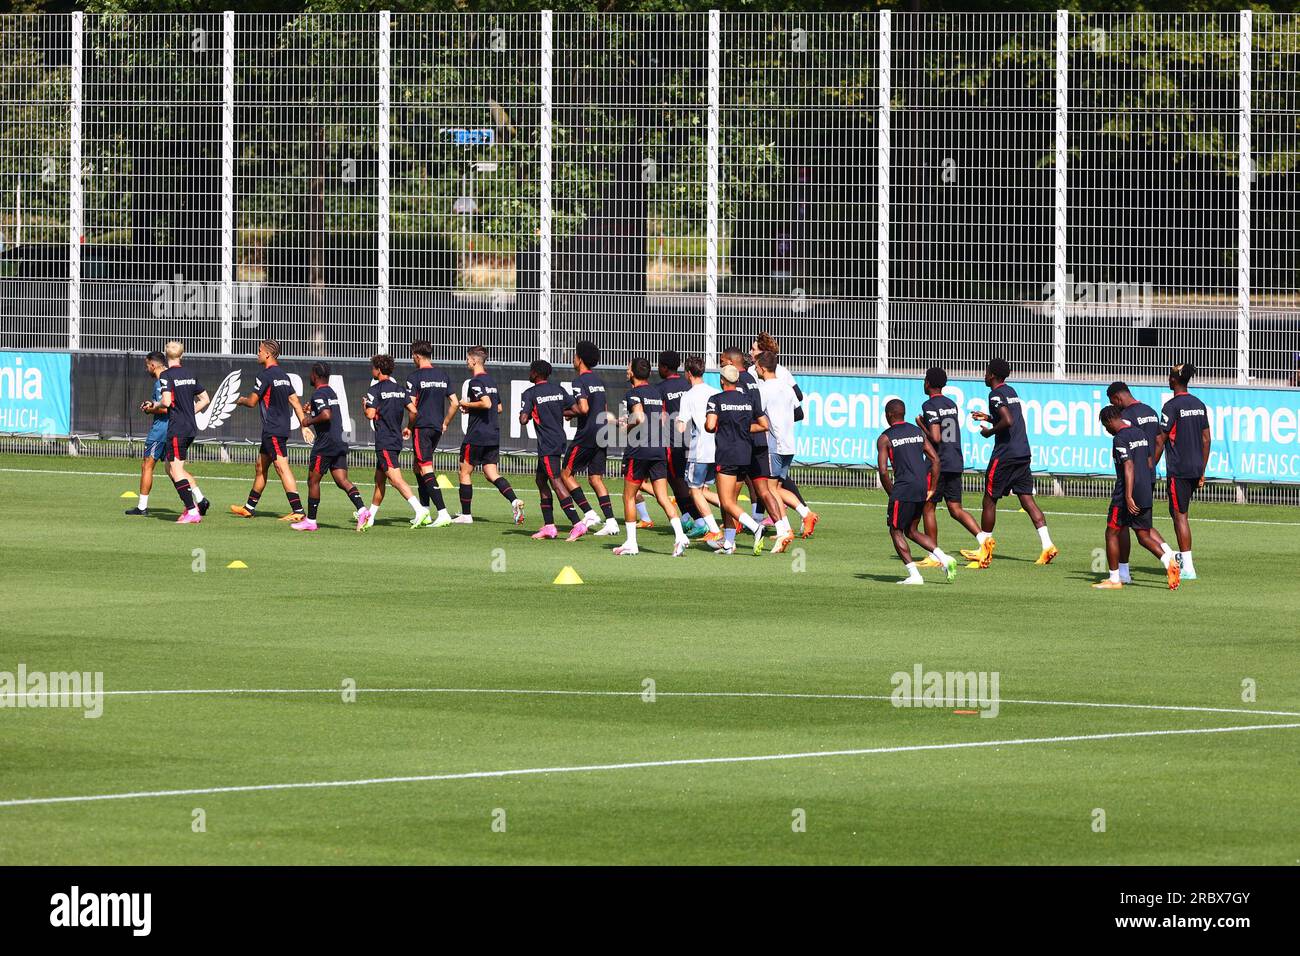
left=678, top=382, right=716, bottom=464
left=758, top=377, right=798, bottom=455
left=775, top=363, right=801, bottom=409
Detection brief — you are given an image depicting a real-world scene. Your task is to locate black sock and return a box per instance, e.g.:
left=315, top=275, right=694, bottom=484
left=492, top=476, right=517, bottom=502
left=540, top=494, right=554, bottom=525
left=245, top=488, right=262, bottom=512
left=558, top=495, right=581, bottom=524
left=416, top=472, right=430, bottom=507
left=307, top=496, right=320, bottom=520
left=570, top=485, right=592, bottom=514
left=781, top=477, right=807, bottom=506
left=344, top=485, right=365, bottom=510
left=418, top=473, right=446, bottom=511
left=596, top=494, right=614, bottom=519
left=174, top=478, right=195, bottom=510
left=286, top=491, right=302, bottom=514
left=459, top=483, right=473, bottom=515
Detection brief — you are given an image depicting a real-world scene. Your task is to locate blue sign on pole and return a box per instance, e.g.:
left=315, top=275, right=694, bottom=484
left=0, top=350, right=72, bottom=437
left=440, top=128, right=495, bottom=147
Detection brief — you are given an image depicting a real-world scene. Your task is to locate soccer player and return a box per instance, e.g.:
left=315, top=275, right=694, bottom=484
left=720, top=347, right=784, bottom=552
left=676, top=355, right=722, bottom=543
left=877, top=399, right=958, bottom=585
left=966, top=357, right=1057, bottom=567
left=656, top=349, right=706, bottom=538
left=1106, top=380, right=1161, bottom=583
left=560, top=340, right=617, bottom=538
left=405, top=340, right=453, bottom=528
left=358, top=354, right=429, bottom=531
left=519, top=359, right=586, bottom=540
left=454, top=345, right=524, bottom=525
left=748, top=331, right=818, bottom=536
left=230, top=338, right=307, bottom=521
left=291, top=362, right=369, bottom=532
left=125, top=350, right=172, bottom=517
left=1151, top=362, right=1211, bottom=580
left=704, top=365, right=769, bottom=555
left=915, top=367, right=980, bottom=563
left=149, top=340, right=211, bottom=523
left=753, top=350, right=798, bottom=553
left=614, top=357, right=690, bottom=556
left=1093, top=405, right=1180, bottom=590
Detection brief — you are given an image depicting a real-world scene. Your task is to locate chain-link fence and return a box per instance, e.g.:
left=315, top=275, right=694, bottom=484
left=2, top=10, right=1297, bottom=384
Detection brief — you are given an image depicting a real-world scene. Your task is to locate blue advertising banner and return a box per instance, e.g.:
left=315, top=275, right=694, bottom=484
left=793, top=373, right=1300, bottom=482
left=0, top=350, right=72, bottom=437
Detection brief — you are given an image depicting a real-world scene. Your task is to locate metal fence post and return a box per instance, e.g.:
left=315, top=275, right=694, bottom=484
left=1238, top=8, right=1251, bottom=385
left=377, top=10, right=392, bottom=356
left=68, top=11, right=83, bottom=351
left=705, top=10, right=721, bottom=370
left=876, top=10, right=890, bottom=375
left=538, top=10, right=553, bottom=361
left=221, top=10, right=235, bottom=355
left=1054, top=9, right=1068, bottom=380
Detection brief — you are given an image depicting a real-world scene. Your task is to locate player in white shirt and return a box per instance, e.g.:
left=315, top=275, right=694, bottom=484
left=753, top=351, right=798, bottom=553
left=749, top=332, right=819, bottom=537
left=676, top=355, right=723, bottom=546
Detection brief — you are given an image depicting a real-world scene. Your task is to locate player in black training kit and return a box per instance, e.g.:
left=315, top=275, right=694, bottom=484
left=231, top=338, right=308, bottom=522
left=915, top=367, right=981, bottom=565
left=1106, top=380, right=1161, bottom=584
left=454, top=345, right=524, bottom=525
left=560, top=340, right=616, bottom=538
left=966, top=357, right=1057, bottom=568
left=291, top=362, right=369, bottom=531
left=1151, top=362, right=1211, bottom=580
left=704, top=365, right=769, bottom=556
left=878, top=399, right=958, bottom=584
left=405, top=340, right=454, bottom=528
left=1094, top=405, right=1181, bottom=590
left=614, top=357, right=691, bottom=556
left=357, top=353, right=430, bottom=532
left=152, top=339, right=211, bottom=523
left=719, top=347, right=785, bottom=548
left=519, top=360, right=586, bottom=540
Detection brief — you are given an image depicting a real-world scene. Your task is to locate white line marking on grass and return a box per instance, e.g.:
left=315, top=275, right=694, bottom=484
left=1, top=722, right=1295, bottom=809
left=10, top=685, right=1299, bottom=718
left=2, top=466, right=1297, bottom=526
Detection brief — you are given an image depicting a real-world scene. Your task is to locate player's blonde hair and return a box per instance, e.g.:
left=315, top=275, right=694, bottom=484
left=164, top=340, right=184, bottom=360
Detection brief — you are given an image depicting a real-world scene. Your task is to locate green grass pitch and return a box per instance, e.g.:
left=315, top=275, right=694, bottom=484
left=0, top=451, right=1296, bottom=865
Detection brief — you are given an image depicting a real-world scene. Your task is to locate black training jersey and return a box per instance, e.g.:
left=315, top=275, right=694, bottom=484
left=624, top=383, right=668, bottom=461
left=921, top=394, right=963, bottom=473
left=253, top=363, right=296, bottom=437
left=883, top=421, right=931, bottom=502
left=570, top=370, right=607, bottom=448
left=520, top=381, right=572, bottom=457
left=308, top=384, right=346, bottom=454
left=737, top=369, right=768, bottom=448
left=406, top=365, right=451, bottom=429
left=706, top=388, right=756, bottom=469
left=1112, top=425, right=1155, bottom=508
left=160, top=364, right=205, bottom=440
left=364, top=377, right=408, bottom=451
left=1122, top=401, right=1161, bottom=455
left=657, top=374, right=691, bottom=449
left=463, top=372, right=501, bottom=446
left=1160, top=392, right=1210, bottom=478
left=988, top=383, right=1031, bottom=461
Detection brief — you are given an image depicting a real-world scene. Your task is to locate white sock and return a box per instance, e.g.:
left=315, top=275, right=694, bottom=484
left=794, top=502, right=810, bottom=518
left=670, top=516, right=685, bottom=538
left=137, top=493, right=149, bottom=510
left=189, top=483, right=205, bottom=503
left=738, top=513, right=760, bottom=535
left=976, top=531, right=992, bottom=545
left=1180, top=551, right=1194, bottom=570
left=1037, top=526, right=1053, bottom=548
left=624, top=521, right=638, bottom=548
left=1159, top=542, right=1173, bottom=557
left=1109, top=568, right=1121, bottom=583
left=1160, top=551, right=1173, bottom=569
left=930, top=547, right=950, bottom=565
left=775, top=517, right=791, bottom=536
left=1118, top=562, right=1130, bottom=579
left=635, top=501, right=651, bottom=522
left=704, top=514, right=720, bottom=533
left=370, top=503, right=381, bottom=517
left=406, top=495, right=423, bottom=514
left=904, top=562, right=923, bottom=581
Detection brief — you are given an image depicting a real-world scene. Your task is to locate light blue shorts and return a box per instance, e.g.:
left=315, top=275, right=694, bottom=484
left=768, top=451, right=794, bottom=480
left=687, top=461, right=716, bottom=489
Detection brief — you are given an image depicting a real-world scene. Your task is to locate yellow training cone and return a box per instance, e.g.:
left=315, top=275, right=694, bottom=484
left=120, top=491, right=137, bottom=498
left=227, top=560, right=249, bottom=570
left=738, top=493, right=750, bottom=503
left=436, top=474, right=456, bottom=490
left=553, top=566, right=584, bottom=586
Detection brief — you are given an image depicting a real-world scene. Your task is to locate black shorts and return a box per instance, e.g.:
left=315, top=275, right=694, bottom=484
left=1108, top=501, right=1153, bottom=531
left=411, top=427, right=442, bottom=467
left=536, top=454, right=564, bottom=481
left=260, top=434, right=290, bottom=460
left=563, top=443, right=607, bottom=477
left=375, top=447, right=404, bottom=472
left=666, top=446, right=689, bottom=481
left=309, top=449, right=348, bottom=475
left=163, top=435, right=193, bottom=462
left=747, top=446, right=773, bottom=480
left=461, top=442, right=499, bottom=467
left=887, top=495, right=924, bottom=530
left=716, top=462, right=751, bottom=480
left=1168, top=477, right=1197, bottom=516
left=985, top=456, right=1033, bottom=499
left=935, top=471, right=963, bottom=503
left=624, top=457, right=667, bottom=484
